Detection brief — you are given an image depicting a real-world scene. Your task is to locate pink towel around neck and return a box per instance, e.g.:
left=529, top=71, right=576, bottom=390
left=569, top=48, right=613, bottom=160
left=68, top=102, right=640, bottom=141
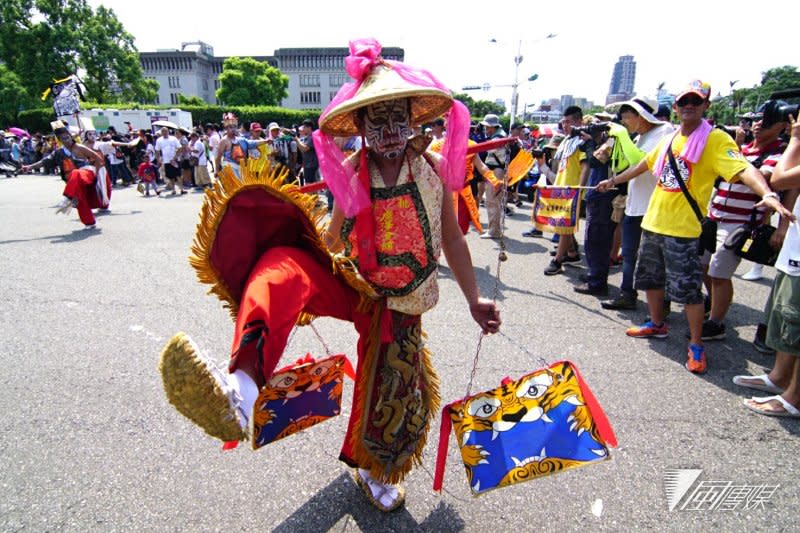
left=653, top=119, right=712, bottom=177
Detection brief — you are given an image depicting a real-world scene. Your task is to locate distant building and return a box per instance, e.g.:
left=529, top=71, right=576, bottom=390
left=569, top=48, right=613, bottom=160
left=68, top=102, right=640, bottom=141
left=139, top=42, right=404, bottom=110
left=606, top=55, right=636, bottom=105
left=560, top=95, right=575, bottom=110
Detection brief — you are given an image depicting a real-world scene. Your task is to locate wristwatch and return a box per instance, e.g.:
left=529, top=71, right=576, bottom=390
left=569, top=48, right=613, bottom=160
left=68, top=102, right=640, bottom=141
left=762, top=191, right=780, bottom=201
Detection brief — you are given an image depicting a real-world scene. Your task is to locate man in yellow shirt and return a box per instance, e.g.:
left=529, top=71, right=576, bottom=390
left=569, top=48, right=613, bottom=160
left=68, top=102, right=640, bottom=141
left=543, top=106, right=589, bottom=275
left=598, top=80, right=791, bottom=374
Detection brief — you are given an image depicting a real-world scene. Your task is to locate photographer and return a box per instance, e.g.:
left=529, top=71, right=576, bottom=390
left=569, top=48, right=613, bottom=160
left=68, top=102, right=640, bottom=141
left=735, top=112, right=800, bottom=418
left=574, top=119, right=617, bottom=295
left=700, top=109, right=791, bottom=342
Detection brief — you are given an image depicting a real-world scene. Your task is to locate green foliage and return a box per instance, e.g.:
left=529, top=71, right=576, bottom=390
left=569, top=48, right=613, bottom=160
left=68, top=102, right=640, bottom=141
left=177, top=94, right=206, bottom=106
left=17, top=103, right=318, bottom=133
left=708, top=65, right=800, bottom=125
left=0, top=64, right=34, bottom=124
left=0, top=0, right=155, bottom=111
left=216, top=57, right=289, bottom=106
left=453, top=92, right=505, bottom=118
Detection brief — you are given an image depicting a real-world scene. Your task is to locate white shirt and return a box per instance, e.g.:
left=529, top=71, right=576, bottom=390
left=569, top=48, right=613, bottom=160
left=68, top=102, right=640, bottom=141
left=626, top=122, right=674, bottom=216
left=192, top=139, right=207, bottom=166
left=208, top=131, right=221, bottom=158
left=776, top=198, right=800, bottom=277
left=155, top=135, right=180, bottom=165
left=94, top=140, right=119, bottom=164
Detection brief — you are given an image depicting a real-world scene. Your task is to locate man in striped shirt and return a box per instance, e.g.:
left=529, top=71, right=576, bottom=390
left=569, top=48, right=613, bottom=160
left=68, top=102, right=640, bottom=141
left=701, top=116, right=791, bottom=340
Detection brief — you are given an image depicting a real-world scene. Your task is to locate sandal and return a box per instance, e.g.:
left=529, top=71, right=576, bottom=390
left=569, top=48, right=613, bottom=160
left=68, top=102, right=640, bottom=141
left=732, top=374, right=784, bottom=394
left=743, top=395, right=800, bottom=418
left=352, top=469, right=405, bottom=512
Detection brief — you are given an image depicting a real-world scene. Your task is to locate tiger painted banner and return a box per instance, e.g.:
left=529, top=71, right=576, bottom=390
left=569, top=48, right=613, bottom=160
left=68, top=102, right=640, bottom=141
left=433, top=360, right=617, bottom=495
left=532, top=186, right=582, bottom=235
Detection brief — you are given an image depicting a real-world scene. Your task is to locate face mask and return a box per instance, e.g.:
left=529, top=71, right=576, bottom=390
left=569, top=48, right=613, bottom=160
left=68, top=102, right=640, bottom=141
left=363, top=99, right=412, bottom=160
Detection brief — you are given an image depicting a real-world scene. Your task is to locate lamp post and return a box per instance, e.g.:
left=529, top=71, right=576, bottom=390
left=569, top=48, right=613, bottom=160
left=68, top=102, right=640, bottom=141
left=491, top=34, right=555, bottom=124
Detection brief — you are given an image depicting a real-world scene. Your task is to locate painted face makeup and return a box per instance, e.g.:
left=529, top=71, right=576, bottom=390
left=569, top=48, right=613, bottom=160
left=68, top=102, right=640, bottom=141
left=364, top=99, right=412, bottom=159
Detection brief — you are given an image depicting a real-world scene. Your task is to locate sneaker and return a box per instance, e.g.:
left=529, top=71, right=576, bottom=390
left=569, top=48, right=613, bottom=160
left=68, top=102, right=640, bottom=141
left=544, top=259, right=563, bottom=276
left=742, top=264, right=764, bottom=281
left=686, top=343, right=707, bottom=374
left=522, top=229, right=543, bottom=238
left=626, top=320, right=668, bottom=339
left=701, top=320, right=726, bottom=341
left=602, top=294, right=637, bottom=310
left=573, top=283, right=608, bottom=296
left=480, top=232, right=500, bottom=240
left=54, top=196, right=73, bottom=215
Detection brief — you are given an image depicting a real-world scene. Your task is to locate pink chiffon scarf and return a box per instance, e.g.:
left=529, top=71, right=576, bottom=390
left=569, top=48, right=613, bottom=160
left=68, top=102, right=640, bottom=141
left=313, top=38, right=469, bottom=217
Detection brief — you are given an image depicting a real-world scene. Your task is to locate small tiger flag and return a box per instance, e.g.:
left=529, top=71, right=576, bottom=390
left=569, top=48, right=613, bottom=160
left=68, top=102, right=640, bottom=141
left=532, top=187, right=582, bottom=235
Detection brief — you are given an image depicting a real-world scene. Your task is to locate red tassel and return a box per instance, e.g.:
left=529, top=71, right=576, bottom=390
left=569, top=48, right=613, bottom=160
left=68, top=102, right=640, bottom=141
left=433, top=403, right=455, bottom=492
left=569, top=361, right=618, bottom=448
left=222, top=441, right=239, bottom=451
left=341, top=355, right=356, bottom=381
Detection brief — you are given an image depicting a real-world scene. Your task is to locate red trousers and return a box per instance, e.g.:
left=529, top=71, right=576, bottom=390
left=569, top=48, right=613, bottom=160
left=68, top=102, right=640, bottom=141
left=62, top=168, right=111, bottom=226
left=229, top=246, right=375, bottom=465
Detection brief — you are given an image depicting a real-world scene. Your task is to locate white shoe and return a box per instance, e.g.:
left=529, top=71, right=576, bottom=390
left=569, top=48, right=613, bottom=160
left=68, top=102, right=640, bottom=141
left=742, top=264, right=764, bottom=281
left=54, top=196, right=72, bottom=215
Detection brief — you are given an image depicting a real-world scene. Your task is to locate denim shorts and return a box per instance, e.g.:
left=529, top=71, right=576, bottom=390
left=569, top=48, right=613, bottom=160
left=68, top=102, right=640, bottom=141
left=634, top=230, right=704, bottom=304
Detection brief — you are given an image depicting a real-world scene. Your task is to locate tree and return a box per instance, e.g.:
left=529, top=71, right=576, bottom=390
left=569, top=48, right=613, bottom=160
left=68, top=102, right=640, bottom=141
left=178, top=94, right=206, bottom=106
left=0, top=64, right=34, bottom=122
left=216, top=57, right=288, bottom=106
left=453, top=92, right=505, bottom=118
left=78, top=5, right=157, bottom=103
left=0, top=0, right=155, bottom=106
left=708, top=66, right=800, bottom=125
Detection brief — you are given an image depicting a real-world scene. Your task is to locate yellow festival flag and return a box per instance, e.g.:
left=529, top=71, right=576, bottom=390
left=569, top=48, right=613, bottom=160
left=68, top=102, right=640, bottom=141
left=532, top=187, right=582, bottom=235
left=506, top=150, right=534, bottom=187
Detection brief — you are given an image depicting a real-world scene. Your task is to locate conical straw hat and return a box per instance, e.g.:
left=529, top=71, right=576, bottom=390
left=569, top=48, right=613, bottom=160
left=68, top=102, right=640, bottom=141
left=320, top=63, right=452, bottom=137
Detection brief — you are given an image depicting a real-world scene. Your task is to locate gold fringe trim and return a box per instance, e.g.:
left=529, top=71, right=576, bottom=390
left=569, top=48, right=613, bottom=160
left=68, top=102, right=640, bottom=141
left=347, top=305, right=441, bottom=485
left=190, top=163, right=331, bottom=321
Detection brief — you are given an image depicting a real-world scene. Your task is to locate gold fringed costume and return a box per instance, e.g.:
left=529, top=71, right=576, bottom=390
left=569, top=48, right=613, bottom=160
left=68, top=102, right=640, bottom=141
left=166, top=160, right=439, bottom=484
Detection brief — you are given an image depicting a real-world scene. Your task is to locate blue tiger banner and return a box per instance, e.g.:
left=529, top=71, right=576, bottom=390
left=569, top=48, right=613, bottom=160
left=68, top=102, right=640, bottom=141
left=532, top=187, right=582, bottom=235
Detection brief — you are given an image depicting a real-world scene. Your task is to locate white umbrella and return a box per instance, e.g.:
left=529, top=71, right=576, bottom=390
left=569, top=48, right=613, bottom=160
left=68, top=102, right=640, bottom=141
left=151, top=120, right=179, bottom=130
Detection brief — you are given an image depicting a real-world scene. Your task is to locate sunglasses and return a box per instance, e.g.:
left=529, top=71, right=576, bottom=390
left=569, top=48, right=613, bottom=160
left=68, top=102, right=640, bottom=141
left=676, top=96, right=705, bottom=107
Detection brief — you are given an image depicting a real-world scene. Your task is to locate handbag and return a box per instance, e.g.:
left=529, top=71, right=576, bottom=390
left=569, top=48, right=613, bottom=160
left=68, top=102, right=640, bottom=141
left=433, top=360, right=617, bottom=496
left=251, top=353, right=355, bottom=449
left=723, top=208, right=779, bottom=266
left=667, top=147, right=717, bottom=254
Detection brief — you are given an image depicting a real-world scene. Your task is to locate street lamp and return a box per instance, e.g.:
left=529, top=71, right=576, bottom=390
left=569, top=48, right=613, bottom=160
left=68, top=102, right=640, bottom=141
left=491, top=34, right=555, bottom=124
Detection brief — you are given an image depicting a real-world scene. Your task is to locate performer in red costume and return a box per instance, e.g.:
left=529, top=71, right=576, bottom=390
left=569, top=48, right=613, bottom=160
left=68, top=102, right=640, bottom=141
left=158, top=38, right=500, bottom=513
left=23, top=122, right=109, bottom=228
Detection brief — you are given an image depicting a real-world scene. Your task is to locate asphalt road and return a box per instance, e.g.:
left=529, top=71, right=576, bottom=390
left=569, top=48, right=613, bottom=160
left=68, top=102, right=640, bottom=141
left=0, top=173, right=797, bottom=532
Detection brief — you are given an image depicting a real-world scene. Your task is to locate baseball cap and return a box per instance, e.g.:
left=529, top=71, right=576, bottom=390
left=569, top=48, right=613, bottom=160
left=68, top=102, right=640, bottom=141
left=250, top=122, right=263, bottom=132
left=676, top=80, right=711, bottom=102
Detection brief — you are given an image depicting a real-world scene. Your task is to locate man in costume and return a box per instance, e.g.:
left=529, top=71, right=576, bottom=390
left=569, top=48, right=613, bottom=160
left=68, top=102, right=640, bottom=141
left=22, top=121, right=109, bottom=228
left=158, top=38, right=500, bottom=512
left=214, top=113, right=271, bottom=179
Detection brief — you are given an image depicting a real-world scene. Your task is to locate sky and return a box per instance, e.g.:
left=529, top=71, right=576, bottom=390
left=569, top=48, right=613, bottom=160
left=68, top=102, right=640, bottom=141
left=89, top=0, right=799, bottom=111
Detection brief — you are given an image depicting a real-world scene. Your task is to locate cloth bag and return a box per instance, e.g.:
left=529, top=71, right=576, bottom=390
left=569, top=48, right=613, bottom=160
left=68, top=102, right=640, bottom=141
left=251, top=353, right=355, bottom=449
left=723, top=209, right=779, bottom=266
left=433, top=360, right=617, bottom=495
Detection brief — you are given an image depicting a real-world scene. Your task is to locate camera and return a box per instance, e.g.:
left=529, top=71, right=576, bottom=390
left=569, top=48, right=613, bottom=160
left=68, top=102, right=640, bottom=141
left=570, top=122, right=611, bottom=138
left=759, top=88, right=800, bottom=128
